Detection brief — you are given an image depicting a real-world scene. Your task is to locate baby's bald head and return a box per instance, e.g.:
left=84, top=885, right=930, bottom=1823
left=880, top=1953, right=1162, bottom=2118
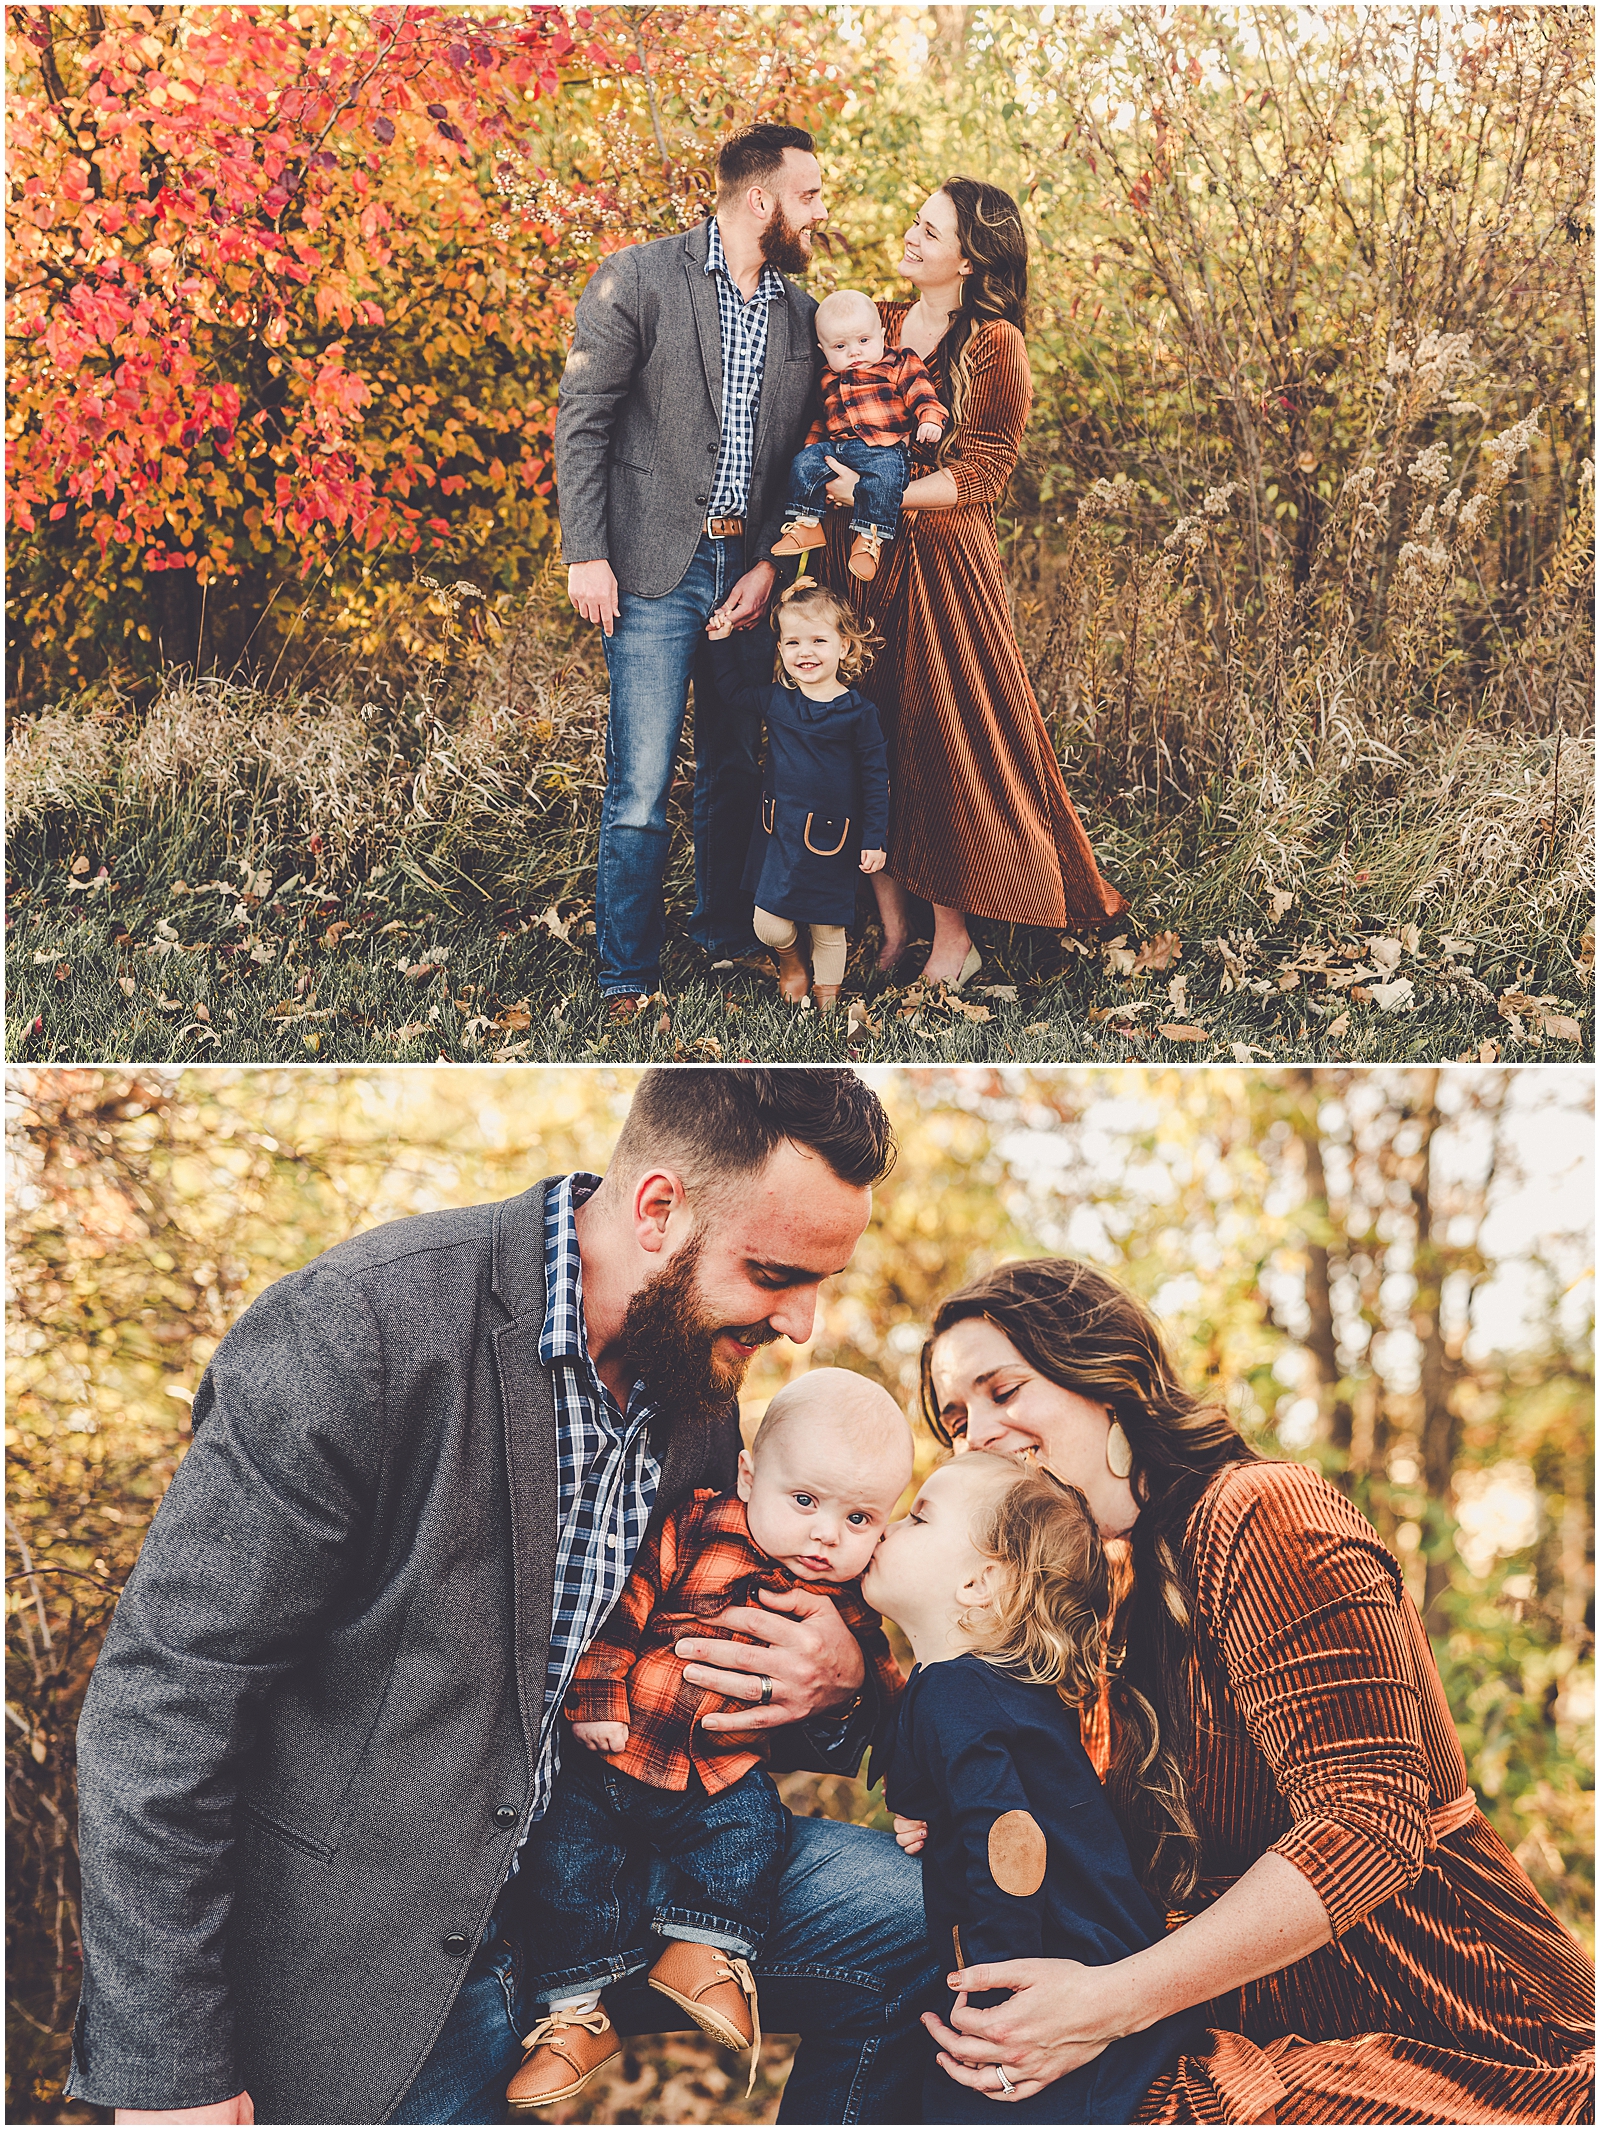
left=740, top=1369, right=914, bottom=1580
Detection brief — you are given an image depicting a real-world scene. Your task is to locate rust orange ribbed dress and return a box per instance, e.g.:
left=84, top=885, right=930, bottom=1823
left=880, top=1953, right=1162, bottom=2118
left=1138, top=1461, right=1594, bottom=2125
left=822, top=306, right=1126, bottom=932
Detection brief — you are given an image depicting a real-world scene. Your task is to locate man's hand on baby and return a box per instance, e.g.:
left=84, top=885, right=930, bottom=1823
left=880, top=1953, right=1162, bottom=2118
left=893, top=1814, right=928, bottom=1855
left=859, top=848, right=886, bottom=874
left=916, top=420, right=944, bottom=445
left=572, top=1720, right=630, bottom=1754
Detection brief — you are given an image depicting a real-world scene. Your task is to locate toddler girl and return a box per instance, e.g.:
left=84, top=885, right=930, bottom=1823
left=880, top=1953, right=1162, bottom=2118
left=861, top=1452, right=1204, bottom=2123
left=706, top=582, right=889, bottom=1013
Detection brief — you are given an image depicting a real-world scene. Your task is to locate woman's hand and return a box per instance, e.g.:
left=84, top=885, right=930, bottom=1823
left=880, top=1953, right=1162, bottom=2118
left=823, top=455, right=860, bottom=507
left=676, top=1586, right=865, bottom=1731
left=892, top=1814, right=927, bottom=1854
left=922, top=1957, right=1121, bottom=2103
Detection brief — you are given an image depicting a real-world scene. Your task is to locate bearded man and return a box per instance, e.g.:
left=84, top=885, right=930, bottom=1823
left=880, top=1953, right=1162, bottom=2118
left=555, top=124, right=827, bottom=1018
left=68, top=1068, right=935, bottom=2126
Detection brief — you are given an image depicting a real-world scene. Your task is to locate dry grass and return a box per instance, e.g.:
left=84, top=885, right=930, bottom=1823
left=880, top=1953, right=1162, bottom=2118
left=6, top=393, right=1593, bottom=1065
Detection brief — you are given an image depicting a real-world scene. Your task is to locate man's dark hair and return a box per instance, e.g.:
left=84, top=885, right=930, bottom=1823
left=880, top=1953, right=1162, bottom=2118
left=612, top=1067, right=895, bottom=1193
left=715, top=124, right=815, bottom=204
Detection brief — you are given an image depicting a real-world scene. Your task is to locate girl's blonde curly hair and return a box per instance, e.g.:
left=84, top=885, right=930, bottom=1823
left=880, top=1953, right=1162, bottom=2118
left=770, top=578, right=879, bottom=682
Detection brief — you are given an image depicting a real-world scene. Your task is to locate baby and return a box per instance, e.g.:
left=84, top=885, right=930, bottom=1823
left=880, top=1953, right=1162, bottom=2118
left=507, top=1369, right=913, bottom=2112
left=773, top=288, right=946, bottom=582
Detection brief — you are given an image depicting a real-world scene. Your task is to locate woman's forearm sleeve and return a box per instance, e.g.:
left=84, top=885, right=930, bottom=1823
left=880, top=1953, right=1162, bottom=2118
left=1200, top=1470, right=1433, bottom=1935
left=946, top=327, right=1032, bottom=509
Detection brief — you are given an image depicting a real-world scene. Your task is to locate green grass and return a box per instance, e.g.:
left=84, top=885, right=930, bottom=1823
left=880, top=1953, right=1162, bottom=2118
left=7, top=856, right=1590, bottom=1066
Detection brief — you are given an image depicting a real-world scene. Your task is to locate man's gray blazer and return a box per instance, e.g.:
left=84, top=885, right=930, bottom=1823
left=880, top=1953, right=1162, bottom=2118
left=555, top=218, right=820, bottom=597
left=67, top=1180, right=860, bottom=2124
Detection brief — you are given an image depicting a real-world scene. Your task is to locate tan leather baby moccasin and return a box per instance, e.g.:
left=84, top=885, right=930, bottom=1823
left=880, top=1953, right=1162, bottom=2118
left=505, top=2004, right=620, bottom=2111
left=647, top=1941, right=762, bottom=2091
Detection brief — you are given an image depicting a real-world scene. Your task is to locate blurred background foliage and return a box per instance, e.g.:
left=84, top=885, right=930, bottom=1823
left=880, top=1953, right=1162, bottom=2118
left=6, top=1063, right=1592, bottom=2122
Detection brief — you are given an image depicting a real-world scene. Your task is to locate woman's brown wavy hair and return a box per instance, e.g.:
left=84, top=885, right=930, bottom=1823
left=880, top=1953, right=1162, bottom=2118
left=930, top=176, right=1028, bottom=461
left=920, top=1259, right=1262, bottom=1903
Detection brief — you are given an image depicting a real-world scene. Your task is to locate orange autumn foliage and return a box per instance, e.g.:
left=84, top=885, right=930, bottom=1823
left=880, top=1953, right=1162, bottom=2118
left=5, top=2, right=623, bottom=676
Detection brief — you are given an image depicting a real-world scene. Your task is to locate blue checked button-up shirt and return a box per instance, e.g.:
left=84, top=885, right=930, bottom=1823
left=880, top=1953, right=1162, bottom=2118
left=705, top=216, right=786, bottom=520
left=522, top=1171, right=661, bottom=1833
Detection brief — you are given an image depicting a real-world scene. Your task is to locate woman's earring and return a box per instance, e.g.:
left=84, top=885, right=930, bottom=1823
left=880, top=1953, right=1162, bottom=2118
left=1105, top=1421, right=1133, bottom=1480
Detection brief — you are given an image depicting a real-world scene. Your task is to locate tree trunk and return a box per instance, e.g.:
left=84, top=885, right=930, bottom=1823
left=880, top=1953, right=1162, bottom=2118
left=1288, top=1070, right=1354, bottom=1467
left=1409, top=1070, right=1456, bottom=1629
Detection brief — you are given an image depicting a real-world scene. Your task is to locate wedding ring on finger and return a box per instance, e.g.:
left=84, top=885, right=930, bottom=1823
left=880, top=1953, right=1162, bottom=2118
left=758, top=1674, right=774, bottom=1705
left=996, top=2066, right=1016, bottom=2096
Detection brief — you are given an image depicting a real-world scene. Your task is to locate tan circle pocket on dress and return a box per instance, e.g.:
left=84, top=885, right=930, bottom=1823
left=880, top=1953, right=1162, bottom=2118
left=988, top=1809, right=1047, bottom=1897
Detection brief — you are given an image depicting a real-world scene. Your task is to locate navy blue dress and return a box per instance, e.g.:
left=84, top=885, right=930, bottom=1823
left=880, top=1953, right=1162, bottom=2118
left=708, top=633, right=890, bottom=928
left=885, top=1655, right=1204, bottom=2124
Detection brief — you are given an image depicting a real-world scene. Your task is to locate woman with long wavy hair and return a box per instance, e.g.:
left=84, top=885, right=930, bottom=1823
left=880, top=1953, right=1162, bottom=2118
left=819, top=178, right=1126, bottom=987
left=912, top=1258, right=1594, bottom=2124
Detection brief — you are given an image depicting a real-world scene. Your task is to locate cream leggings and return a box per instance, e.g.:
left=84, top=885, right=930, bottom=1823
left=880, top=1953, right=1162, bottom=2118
left=754, top=906, right=848, bottom=987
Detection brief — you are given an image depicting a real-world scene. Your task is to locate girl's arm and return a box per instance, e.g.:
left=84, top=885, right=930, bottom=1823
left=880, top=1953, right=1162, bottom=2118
left=855, top=703, right=891, bottom=853
left=705, top=629, right=779, bottom=718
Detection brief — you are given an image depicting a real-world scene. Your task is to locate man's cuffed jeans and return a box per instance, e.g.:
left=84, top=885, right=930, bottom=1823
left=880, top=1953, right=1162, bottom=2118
left=392, top=1815, right=938, bottom=2125
left=596, top=533, right=764, bottom=996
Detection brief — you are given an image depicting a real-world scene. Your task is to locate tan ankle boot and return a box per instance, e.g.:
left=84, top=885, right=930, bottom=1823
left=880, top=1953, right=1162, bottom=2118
left=772, top=519, right=827, bottom=555
left=647, top=1940, right=762, bottom=2093
left=812, top=984, right=841, bottom=1015
left=848, top=528, right=883, bottom=581
left=506, top=2005, right=619, bottom=2111
left=772, top=941, right=810, bottom=1002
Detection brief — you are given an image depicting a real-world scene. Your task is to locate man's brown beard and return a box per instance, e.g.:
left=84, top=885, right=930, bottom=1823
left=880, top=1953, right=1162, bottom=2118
left=760, top=200, right=813, bottom=277
left=615, top=1230, right=773, bottom=1425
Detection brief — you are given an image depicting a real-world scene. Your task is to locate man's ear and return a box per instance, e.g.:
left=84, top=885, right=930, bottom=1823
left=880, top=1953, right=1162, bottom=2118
left=735, top=1448, right=756, bottom=1503
left=633, top=1169, right=688, bottom=1256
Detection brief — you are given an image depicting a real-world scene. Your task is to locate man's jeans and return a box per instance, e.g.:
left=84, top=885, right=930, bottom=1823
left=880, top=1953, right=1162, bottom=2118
left=597, top=532, right=764, bottom=996
left=391, top=1816, right=937, bottom=2125
left=522, top=1756, right=790, bottom=1997
left=787, top=438, right=910, bottom=543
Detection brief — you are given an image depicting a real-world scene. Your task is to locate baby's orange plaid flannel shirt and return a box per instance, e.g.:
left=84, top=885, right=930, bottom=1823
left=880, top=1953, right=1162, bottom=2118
left=564, top=1490, right=903, bottom=1795
left=803, top=349, right=946, bottom=450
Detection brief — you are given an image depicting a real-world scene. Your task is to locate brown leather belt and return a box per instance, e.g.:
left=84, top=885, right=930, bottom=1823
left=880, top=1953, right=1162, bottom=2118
left=706, top=516, right=744, bottom=538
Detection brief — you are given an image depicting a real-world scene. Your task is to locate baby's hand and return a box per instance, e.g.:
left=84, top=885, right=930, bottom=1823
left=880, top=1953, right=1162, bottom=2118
left=705, top=607, right=734, bottom=641
left=893, top=1814, right=928, bottom=1855
left=572, top=1720, right=629, bottom=1754
left=916, top=420, right=944, bottom=445
left=859, top=848, right=886, bottom=874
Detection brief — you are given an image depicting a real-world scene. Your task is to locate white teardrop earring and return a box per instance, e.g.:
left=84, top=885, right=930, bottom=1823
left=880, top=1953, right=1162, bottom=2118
left=1105, top=1420, right=1133, bottom=1480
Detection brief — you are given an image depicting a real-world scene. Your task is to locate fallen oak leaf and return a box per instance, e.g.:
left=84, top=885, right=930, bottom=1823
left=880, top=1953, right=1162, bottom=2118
left=1539, top=1015, right=1582, bottom=1043
left=1157, top=1024, right=1209, bottom=1043
left=1023, top=1021, right=1050, bottom=1036
left=391, top=1021, right=430, bottom=1041
left=495, top=1006, right=533, bottom=1031
left=846, top=1000, right=882, bottom=1034
left=322, top=921, right=351, bottom=948
left=1327, top=1012, right=1350, bottom=1040
left=1366, top=937, right=1404, bottom=975
left=1133, top=930, right=1182, bottom=973
left=977, top=985, right=1020, bottom=1001
left=1231, top=1041, right=1274, bottom=1062
left=117, top=975, right=136, bottom=996
left=1368, top=978, right=1415, bottom=1011
left=491, top=1040, right=532, bottom=1062
left=403, top=962, right=444, bottom=983
left=30, top=948, right=64, bottom=965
